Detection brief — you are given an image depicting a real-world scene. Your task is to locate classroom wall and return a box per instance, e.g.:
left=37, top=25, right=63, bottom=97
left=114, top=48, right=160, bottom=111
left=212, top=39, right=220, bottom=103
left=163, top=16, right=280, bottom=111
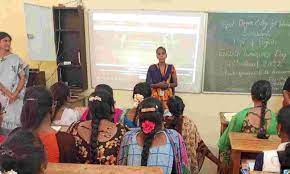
left=0, top=0, right=59, bottom=87
left=2, top=0, right=289, bottom=173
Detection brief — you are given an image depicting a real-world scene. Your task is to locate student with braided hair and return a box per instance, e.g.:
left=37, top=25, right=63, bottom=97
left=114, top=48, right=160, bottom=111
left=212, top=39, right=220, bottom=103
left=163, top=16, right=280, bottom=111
left=80, top=84, right=123, bottom=124
left=218, top=80, right=278, bottom=163
left=20, top=86, right=76, bottom=163
left=67, top=90, right=128, bottom=164
left=118, top=82, right=152, bottom=128
left=118, top=97, right=190, bottom=174
left=165, top=96, right=224, bottom=174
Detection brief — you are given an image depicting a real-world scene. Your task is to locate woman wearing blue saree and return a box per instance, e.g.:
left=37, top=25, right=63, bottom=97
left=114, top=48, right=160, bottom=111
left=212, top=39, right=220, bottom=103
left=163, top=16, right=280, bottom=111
left=146, top=47, right=177, bottom=109
left=0, top=32, right=29, bottom=129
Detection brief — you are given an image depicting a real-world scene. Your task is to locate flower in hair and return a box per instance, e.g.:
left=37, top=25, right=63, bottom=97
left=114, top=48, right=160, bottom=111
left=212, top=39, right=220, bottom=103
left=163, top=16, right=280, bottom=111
left=88, top=96, right=102, bottom=102
left=133, top=94, right=144, bottom=108
left=141, top=120, right=155, bottom=134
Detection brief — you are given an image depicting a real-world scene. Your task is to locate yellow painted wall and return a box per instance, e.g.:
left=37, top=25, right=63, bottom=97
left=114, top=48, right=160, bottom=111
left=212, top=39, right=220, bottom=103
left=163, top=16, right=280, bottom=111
left=0, top=0, right=59, bottom=87
left=1, top=0, right=290, bottom=173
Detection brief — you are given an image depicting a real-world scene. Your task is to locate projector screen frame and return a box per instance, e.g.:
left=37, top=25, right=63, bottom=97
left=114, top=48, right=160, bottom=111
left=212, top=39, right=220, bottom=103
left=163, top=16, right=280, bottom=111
left=87, top=9, right=208, bottom=93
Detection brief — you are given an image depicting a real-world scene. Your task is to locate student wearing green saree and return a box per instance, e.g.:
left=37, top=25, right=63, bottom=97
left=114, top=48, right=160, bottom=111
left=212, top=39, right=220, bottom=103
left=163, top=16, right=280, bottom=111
left=218, top=80, right=278, bottom=163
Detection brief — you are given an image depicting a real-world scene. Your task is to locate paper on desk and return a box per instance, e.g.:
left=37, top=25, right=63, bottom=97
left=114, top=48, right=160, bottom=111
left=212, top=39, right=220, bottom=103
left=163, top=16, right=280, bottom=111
left=51, top=126, right=61, bottom=131
left=223, top=112, right=236, bottom=122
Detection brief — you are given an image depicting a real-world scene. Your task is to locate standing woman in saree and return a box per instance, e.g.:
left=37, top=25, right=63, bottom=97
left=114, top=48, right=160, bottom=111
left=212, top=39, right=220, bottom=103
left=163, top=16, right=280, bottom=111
left=0, top=32, right=29, bottom=129
left=146, top=47, right=177, bottom=110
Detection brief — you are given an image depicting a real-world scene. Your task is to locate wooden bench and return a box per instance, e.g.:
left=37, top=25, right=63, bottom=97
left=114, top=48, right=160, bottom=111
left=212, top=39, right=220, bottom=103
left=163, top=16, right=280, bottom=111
left=45, top=163, right=163, bottom=174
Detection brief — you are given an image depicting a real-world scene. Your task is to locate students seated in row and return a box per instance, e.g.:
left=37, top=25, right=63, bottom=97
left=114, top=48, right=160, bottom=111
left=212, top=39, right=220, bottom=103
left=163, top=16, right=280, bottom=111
left=218, top=80, right=278, bottom=162
left=80, top=84, right=123, bottom=123
left=50, top=82, right=82, bottom=125
left=119, top=82, right=152, bottom=128
left=254, top=105, right=290, bottom=173
left=20, top=86, right=76, bottom=163
left=0, top=130, right=46, bottom=174
left=118, top=97, right=190, bottom=174
left=67, top=90, right=128, bottom=164
left=165, top=96, right=224, bottom=173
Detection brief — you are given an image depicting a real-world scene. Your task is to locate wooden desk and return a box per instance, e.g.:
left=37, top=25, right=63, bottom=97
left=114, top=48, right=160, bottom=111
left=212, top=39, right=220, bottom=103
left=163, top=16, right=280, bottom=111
left=45, top=163, right=163, bottom=174
left=229, top=132, right=280, bottom=174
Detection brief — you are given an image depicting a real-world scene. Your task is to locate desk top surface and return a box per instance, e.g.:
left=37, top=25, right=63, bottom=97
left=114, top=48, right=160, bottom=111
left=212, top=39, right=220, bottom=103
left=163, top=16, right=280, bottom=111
left=46, top=163, right=163, bottom=174
left=229, top=132, right=280, bottom=153
left=250, top=171, right=278, bottom=174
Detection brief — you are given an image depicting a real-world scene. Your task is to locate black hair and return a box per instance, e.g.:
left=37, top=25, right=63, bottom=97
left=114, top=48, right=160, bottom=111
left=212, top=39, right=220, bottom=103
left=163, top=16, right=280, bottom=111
left=0, top=130, right=46, bottom=174
left=251, top=80, right=272, bottom=130
left=0, top=102, right=4, bottom=114
left=132, top=82, right=152, bottom=99
left=156, top=46, right=166, bottom=54
left=0, top=32, right=12, bottom=41
left=50, top=82, right=70, bottom=114
left=88, top=90, right=114, bottom=164
left=95, top=84, right=113, bottom=96
left=277, top=106, right=290, bottom=138
left=132, top=82, right=152, bottom=124
left=137, top=97, right=164, bottom=166
left=166, top=96, right=185, bottom=134
left=277, top=106, right=290, bottom=171
left=20, top=86, right=53, bottom=130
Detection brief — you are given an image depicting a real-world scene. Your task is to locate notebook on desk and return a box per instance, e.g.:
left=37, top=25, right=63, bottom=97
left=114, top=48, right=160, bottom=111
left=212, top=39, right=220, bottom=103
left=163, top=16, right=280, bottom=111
left=220, top=112, right=237, bottom=123
left=224, top=112, right=237, bottom=122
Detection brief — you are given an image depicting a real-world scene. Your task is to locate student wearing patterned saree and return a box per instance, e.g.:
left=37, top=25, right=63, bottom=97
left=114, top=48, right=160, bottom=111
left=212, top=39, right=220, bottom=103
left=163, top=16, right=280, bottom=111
left=146, top=47, right=177, bottom=110
left=0, top=32, right=29, bottom=129
left=67, top=90, right=128, bottom=164
left=218, top=80, right=278, bottom=164
left=118, top=97, right=190, bottom=174
left=165, top=96, right=225, bottom=174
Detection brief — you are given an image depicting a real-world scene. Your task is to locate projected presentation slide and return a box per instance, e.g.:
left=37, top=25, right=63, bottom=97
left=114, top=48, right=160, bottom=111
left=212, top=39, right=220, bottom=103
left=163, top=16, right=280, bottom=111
left=89, top=11, right=206, bottom=92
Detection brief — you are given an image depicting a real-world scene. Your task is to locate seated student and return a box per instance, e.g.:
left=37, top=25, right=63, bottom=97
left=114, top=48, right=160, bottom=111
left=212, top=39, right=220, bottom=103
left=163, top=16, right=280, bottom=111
left=80, top=84, right=123, bottom=123
left=254, top=106, right=290, bottom=173
left=50, top=82, right=82, bottom=125
left=20, top=86, right=76, bottom=163
left=283, top=77, right=290, bottom=107
left=119, top=82, right=152, bottom=128
left=165, top=96, right=224, bottom=174
left=0, top=130, right=46, bottom=174
left=67, top=90, right=128, bottom=164
left=218, top=80, right=278, bottom=162
left=118, top=97, right=190, bottom=174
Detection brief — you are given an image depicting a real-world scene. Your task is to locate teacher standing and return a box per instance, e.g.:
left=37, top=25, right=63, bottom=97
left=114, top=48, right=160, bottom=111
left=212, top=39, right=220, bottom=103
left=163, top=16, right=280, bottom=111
left=146, top=46, right=177, bottom=110
left=0, top=32, right=29, bottom=129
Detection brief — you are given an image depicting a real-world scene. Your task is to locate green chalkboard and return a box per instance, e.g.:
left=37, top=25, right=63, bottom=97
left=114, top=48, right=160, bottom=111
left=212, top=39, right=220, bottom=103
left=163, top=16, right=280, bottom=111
left=204, top=13, right=290, bottom=94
